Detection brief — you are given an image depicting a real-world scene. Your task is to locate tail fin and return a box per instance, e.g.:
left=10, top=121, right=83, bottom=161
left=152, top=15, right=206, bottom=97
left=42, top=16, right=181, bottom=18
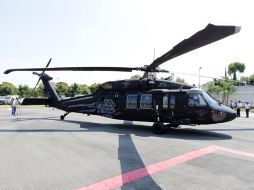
left=33, top=72, right=60, bottom=106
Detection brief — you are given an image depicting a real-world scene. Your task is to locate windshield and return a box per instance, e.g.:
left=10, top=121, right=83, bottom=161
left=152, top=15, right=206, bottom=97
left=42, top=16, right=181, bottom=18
left=201, top=91, right=218, bottom=105
left=188, top=92, right=207, bottom=107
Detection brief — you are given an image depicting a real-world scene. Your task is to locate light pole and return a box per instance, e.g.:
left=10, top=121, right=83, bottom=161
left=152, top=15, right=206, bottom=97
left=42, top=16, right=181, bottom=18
left=198, top=67, right=202, bottom=88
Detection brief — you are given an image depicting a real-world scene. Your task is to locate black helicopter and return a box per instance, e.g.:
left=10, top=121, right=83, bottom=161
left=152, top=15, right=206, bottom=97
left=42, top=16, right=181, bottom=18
left=4, top=24, right=240, bottom=134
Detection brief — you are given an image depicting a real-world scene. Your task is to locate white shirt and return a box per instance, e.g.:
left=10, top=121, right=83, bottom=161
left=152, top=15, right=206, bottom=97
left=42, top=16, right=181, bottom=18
left=245, top=103, right=250, bottom=109
left=236, top=102, right=242, bottom=109
left=11, top=99, right=17, bottom=107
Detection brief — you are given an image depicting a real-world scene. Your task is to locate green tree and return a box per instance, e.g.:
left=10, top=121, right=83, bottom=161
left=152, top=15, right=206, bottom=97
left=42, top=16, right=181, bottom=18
left=0, top=82, right=17, bottom=96
left=67, top=83, right=79, bottom=97
left=89, top=83, right=100, bottom=94
left=207, top=80, right=235, bottom=102
left=219, top=81, right=236, bottom=102
left=55, top=82, right=69, bottom=97
left=207, top=81, right=222, bottom=99
left=228, top=62, right=245, bottom=81
left=79, top=84, right=91, bottom=95
left=249, top=74, right=254, bottom=85
left=240, top=76, right=249, bottom=84
left=17, top=85, right=31, bottom=97
left=131, top=74, right=142, bottom=79
left=33, top=83, right=46, bottom=97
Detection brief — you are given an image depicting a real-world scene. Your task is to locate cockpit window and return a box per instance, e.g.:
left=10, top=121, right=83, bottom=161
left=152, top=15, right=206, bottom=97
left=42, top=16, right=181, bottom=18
left=188, top=93, right=206, bottom=107
left=201, top=91, right=218, bottom=105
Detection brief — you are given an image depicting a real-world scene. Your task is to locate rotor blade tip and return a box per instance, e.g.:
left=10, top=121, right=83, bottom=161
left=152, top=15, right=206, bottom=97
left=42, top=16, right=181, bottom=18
left=4, top=70, right=10, bottom=74
left=235, top=26, right=241, bottom=34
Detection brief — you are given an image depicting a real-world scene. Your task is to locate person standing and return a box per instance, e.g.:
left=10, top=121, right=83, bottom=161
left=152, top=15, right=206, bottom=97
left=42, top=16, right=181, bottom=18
left=228, top=100, right=235, bottom=109
left=236, top=100, right=242, bottom=117
left=245, top=102, right=251, bottom=118
left=10, top=97, right=18, bottom=116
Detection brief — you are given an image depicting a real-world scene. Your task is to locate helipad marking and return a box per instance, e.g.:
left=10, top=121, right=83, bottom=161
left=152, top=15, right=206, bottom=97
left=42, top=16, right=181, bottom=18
left=76, top=146, right=254, bottom=190
left=219, top=146, right=254, bottom=158
left=76, top=146, right=220, bottom=190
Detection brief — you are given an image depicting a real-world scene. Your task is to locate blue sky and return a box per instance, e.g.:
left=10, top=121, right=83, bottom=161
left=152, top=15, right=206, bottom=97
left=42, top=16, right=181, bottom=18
left=1, top=0, right=253, bottom=87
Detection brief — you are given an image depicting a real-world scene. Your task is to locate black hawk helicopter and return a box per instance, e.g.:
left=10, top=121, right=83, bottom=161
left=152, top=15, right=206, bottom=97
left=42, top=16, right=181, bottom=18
left=4, top=24, right=240, bottom=134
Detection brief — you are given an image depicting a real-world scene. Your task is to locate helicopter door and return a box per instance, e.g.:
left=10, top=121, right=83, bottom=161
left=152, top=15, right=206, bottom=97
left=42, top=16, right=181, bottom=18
left=125, top=94, right=154, bottom=121
left=139, top=94, right=154, bottom=121
left=174, top=93, right=188, bottom=119
left=187, top=92, right=208, bottom=123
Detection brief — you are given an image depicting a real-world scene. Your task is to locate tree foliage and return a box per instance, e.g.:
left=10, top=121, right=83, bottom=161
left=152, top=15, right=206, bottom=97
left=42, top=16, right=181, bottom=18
left=67, top=83, right=79, bottom=97
left=0, top=82, right=17, bottom=96
left=34, top=83, right=46, bottom=97
left=131, top=74, right=142, bottom=79
left=89, top=83, right=100, bottom=94
left=55, top=82, right=69, bottom=97
left=79, top=84, right=91, bottom=95
left=249, top=74, right=254, bottom=85
left=228, top=62, right=245, bottom=81
left=207, top=80, right=235, bottom=102
left=17, top=85, right=31, bottom=97
left=240, top=76, right=250, bottom=85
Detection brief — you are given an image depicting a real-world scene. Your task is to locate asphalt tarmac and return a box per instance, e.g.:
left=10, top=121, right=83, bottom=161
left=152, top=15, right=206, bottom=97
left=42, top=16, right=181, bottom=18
left=0, top=107, right=254, bottom=190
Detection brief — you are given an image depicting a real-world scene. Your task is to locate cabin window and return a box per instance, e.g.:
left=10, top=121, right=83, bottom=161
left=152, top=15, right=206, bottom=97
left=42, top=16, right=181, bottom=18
left=126, top=95, right=138, bottom=109
left=163, top=95, right=168, bottom=109
left=169, top=95, right=176, bottom=110
left=188, top=93, right=206, bottom=107
left=140, top=94, right=152, bottom=109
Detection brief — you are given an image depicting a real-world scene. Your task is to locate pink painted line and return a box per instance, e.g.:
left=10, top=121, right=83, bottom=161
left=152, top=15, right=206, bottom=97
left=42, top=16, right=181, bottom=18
left=76, top=145, right=220, bottom=190
left=218, top=146, right=254, bottom=158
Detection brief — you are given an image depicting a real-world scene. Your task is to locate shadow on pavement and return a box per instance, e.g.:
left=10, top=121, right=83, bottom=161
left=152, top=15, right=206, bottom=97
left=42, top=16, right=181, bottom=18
left=1, top=116, right=232, bottom=140
left=119, top=134, right=162, bottom=190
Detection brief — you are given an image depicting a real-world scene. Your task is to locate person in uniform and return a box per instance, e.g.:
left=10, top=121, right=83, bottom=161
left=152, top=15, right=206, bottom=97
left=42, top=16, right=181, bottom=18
left=236, top=100, right=242, bottom=117
left=245, top=102, right=251, bottom=118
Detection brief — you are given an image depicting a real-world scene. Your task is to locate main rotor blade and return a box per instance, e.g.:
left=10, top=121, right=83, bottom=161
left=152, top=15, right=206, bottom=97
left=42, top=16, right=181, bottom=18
left=147, top=24, right=241, bottom=71
left=4, top=67, right=143, bottom=74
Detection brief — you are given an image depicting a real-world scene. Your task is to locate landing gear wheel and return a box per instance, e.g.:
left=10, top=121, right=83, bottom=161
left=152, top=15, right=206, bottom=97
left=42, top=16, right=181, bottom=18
left=152, top=122, right=165, bottom=134
left=60, top=112, right=69, bottom=120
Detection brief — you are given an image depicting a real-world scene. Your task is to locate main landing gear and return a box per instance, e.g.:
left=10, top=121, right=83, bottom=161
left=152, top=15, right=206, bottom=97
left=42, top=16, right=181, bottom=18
left=152, top=122, right=166, bottom=134
left=152, top=122, right=180, bottom=134
left=60, top=112, right=69, bottom=120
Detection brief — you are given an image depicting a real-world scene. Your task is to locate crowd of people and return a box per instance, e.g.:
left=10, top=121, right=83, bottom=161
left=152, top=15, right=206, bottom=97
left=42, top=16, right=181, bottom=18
left=228, top=100, right=251, bottom=118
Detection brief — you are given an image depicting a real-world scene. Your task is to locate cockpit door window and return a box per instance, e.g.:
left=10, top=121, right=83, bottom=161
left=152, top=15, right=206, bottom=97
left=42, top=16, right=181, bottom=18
left=188, top=93, right=207, bottom=107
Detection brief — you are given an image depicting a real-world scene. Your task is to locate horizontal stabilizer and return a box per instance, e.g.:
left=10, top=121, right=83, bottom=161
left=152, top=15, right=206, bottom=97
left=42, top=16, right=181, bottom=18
left=22, top=98, right=50, bottom=105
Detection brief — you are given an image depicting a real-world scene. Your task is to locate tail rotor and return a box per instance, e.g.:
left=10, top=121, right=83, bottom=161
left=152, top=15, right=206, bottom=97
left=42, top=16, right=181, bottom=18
left=31, top=58, right=52, bottom=96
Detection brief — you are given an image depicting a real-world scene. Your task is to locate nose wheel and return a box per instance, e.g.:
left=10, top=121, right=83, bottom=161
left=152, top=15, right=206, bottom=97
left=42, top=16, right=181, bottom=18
left=60, top=112, right=69, bottom=120
left=152, top=122, right=166, bottom=134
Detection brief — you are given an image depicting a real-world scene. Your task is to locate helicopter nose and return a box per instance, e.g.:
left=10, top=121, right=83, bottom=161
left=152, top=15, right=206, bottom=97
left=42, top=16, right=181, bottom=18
left=211, top=105, right=236, bottom=123
left=225, top=110, right=236, bottom=122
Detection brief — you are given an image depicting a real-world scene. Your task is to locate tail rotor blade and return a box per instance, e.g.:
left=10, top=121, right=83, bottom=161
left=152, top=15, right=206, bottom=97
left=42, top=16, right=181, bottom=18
left=45, top=58, right=52, bottom=68
left=30, top=58, right=52, bottom=96
left=31, top=78, right=41, bottom=96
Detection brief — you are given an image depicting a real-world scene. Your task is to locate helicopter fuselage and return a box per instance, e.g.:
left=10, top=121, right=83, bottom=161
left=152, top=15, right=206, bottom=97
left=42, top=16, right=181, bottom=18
left=54, top=79, right=236, bottom=126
